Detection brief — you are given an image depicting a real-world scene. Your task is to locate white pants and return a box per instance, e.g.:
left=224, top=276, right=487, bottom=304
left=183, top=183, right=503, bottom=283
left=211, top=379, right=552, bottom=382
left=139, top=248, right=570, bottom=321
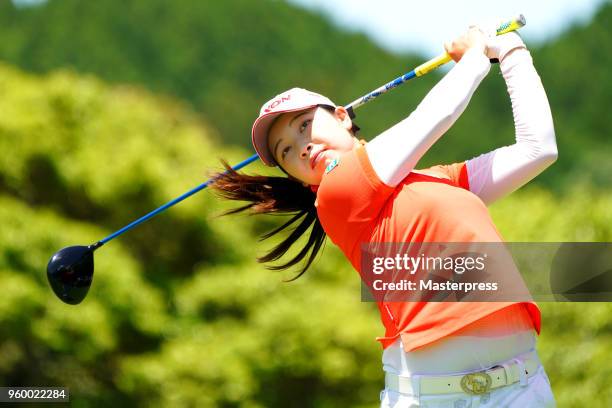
left=379, top=360, right=556, bottom=407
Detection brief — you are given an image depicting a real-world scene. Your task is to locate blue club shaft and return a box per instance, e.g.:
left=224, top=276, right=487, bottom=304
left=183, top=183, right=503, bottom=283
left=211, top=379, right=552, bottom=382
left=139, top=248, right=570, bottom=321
left=98, top=154, right=259, bottom=245
left=345, top=71, right=417, bottom=114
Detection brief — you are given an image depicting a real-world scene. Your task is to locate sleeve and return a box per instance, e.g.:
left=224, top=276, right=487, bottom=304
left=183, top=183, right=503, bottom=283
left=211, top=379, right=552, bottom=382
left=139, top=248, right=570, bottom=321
left=315, top=144, right=396, bottom=245
left=365, top=47, right=491, bottom=188
left=465, top=48, right=558, bottom=205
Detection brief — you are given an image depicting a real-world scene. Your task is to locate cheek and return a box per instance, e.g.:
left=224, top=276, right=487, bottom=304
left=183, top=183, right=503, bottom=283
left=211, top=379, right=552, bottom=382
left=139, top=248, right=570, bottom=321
left=287, top=159, right=309, bottom=180
left=313, top=119, right=345, bottom=145
left=310, top=119, right=328, bottom=139
left=330, top=129, right=354, bottom=152
left=342, top=135, right=355, bottom=149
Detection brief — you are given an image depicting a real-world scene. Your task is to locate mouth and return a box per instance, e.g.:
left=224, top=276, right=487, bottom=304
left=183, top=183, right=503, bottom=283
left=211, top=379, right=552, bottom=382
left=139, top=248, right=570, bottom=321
left=310, top=149, right=327, bottom=170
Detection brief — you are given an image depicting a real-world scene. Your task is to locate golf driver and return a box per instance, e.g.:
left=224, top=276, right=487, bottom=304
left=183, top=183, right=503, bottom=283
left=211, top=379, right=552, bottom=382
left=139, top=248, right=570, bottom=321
left=47, top=15, right=527, bottom=305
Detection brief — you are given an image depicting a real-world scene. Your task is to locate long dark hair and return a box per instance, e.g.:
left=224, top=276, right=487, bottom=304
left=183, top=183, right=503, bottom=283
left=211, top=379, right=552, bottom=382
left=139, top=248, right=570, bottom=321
left=209, top=162, right=324, bottom=281
left=210, top=109, right=359, bottom=281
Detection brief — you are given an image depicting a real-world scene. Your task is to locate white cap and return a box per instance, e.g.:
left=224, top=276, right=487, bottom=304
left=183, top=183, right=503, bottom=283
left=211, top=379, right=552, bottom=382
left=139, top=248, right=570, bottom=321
left=251, top=88, right=336, bottom=166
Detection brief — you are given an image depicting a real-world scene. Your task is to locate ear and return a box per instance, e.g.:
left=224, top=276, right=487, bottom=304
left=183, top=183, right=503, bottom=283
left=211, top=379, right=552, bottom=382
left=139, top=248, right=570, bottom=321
left=333, top=106, right=353, bottom=131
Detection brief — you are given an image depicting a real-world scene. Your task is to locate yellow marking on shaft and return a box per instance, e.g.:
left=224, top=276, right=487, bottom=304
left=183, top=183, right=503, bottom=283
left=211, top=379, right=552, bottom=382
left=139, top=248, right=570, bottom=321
left=415, top=54, right=453, bottom=76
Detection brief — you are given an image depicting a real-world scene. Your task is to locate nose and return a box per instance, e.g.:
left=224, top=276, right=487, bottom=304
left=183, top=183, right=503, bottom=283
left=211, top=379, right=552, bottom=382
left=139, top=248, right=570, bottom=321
left=300, top=143, right=313, bottom=160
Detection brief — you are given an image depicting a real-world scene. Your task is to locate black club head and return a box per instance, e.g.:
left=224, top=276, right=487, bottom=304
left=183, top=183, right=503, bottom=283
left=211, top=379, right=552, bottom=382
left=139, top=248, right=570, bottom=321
left=47, top=245, right=96, bottom=305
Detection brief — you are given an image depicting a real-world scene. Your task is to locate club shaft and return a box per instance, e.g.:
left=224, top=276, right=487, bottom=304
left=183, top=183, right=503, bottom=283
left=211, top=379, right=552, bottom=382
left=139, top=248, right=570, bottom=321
left=98, top=15, right=526, bottom=246
left=346, top=14, right=525, bottom=111
left=99, top=154, right=259, bottom=244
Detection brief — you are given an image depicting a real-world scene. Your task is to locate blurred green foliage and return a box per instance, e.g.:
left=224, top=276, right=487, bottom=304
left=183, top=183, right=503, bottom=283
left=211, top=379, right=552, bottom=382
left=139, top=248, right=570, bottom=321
left=0, top=0, right=611, bottom=407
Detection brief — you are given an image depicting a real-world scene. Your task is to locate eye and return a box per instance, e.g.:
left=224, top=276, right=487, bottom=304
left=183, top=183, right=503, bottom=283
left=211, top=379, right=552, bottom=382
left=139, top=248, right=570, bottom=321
left=299, top=119, right=311, bottom=133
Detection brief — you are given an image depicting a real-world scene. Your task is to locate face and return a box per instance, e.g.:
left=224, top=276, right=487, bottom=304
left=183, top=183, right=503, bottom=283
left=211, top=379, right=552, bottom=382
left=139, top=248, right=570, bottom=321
left=267, top=106, right=358, bottom=186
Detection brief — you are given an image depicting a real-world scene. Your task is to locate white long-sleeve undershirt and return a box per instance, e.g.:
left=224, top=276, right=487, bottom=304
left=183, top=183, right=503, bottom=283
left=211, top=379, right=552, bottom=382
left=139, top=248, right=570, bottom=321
left=365, top=47, right=557, bottom=205
left=465, top=48, right=557, bottom=204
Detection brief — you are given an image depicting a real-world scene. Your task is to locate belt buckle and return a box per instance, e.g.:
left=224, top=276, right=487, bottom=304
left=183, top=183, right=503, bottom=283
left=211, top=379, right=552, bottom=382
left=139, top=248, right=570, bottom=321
left=460, top=371, right=492, bottom=395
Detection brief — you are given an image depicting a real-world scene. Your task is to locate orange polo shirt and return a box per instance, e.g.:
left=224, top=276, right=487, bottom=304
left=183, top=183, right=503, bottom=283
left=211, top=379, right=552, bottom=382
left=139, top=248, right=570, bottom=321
left=315, top=142, right=541, bottom=351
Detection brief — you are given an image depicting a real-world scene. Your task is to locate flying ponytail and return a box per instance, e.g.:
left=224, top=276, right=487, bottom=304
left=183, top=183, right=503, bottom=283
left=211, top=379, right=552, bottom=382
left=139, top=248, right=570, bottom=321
left=209, top=160, right=326, bottom=281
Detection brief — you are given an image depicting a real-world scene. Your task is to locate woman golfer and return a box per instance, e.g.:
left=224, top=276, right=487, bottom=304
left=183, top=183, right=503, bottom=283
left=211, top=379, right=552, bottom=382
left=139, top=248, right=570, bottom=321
left=212, top=27, right=557, bottom=407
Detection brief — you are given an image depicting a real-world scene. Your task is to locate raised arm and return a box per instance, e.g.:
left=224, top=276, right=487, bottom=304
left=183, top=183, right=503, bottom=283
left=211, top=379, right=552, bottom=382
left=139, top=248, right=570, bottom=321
left=466, top=33, right=558, bottom=205
left=365, top=29, right=491, bottom=188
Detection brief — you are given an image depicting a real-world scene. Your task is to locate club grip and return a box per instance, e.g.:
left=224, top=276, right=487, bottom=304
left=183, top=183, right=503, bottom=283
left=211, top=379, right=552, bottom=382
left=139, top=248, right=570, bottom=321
left=496, top=14, right=526, bottom=36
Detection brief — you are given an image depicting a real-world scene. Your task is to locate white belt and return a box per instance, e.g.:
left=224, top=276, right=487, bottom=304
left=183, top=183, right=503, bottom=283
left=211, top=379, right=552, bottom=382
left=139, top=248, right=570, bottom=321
left=385, top=351, right=540, bottom=396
